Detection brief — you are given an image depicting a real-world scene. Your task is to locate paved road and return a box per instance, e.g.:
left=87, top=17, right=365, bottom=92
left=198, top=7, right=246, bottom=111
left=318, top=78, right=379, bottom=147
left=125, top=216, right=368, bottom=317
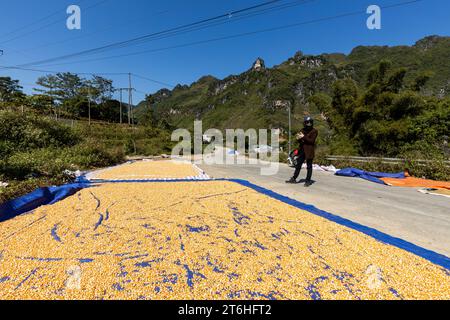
left=199, top=161, right=450, bottom=257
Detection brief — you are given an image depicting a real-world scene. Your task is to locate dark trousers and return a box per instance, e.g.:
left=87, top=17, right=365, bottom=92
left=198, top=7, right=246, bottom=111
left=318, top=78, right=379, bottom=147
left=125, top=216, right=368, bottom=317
left=293, top=153, right=313, bottom=182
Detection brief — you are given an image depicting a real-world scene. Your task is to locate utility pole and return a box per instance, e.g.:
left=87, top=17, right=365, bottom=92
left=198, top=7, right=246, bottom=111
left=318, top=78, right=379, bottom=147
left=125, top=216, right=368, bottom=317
left=117, top=88, right=134, bottom=124
left=128, top=73, right=132, bottom=125
left=147, top=97, right=151, bottom=114
left=119, top=88, right=123, bottom=124
left=88, top=87, right=91, bottom=126
left=288, top=104, right=292, bottom=155
left=130, top=90, right=134, bottom=125
left=51, top=83, right=58, bottom=121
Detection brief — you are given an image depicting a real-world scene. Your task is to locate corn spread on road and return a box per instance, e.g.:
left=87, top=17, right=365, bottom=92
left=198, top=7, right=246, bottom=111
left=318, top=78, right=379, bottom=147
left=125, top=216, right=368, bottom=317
left=90, top=160, right=206, bottom=181
left=0, top=161, right=449, bottom=300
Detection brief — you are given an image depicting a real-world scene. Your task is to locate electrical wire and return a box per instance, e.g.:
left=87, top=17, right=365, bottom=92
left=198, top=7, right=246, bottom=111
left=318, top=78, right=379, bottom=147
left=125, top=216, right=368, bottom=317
left=0, top=65, right=128, bottom=76
left=17, top=0, right=287, bottom=67
left=0, top=0, right=87, bottom=41
left=33, top=0, right=425, bottom=68
left=24, top=10, right=171, bottom=52
left=132, top=73, right=175, bottom=88
left=0, top=0, right=108, bottom=46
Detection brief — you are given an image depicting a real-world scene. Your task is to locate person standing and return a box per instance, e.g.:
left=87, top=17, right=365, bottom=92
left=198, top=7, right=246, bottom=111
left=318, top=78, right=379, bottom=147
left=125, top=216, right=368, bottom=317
left=286, top=116, right=318, bottom=187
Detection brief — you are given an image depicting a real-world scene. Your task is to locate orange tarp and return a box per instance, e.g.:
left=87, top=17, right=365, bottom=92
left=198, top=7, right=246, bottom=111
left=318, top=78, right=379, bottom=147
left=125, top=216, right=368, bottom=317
left=380, top=176, right=450, bottom=190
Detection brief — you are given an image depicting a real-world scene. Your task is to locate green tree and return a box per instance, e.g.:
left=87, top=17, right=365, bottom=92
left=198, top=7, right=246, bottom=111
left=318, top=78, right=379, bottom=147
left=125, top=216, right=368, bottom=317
left=25, top=94, right=54, bottom=115
left=330, top=78, right=359, bottom=133
left=35, top=72, right=84, bottom=104
left=384, top=68, right=407, bottom=93
left=367, top=60, right=392, bottom=86
left=308, top=93, right=332, bottom=114
left=0, top=77, right=23, bottom=102
left=90, top=76, right=114, bottom=103
left=412, top=72, right=433, bottom=92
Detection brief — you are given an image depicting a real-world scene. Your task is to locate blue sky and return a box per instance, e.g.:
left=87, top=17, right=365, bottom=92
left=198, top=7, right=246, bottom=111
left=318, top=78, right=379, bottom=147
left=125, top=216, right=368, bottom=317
left=0, top=0, right=449, bottom=102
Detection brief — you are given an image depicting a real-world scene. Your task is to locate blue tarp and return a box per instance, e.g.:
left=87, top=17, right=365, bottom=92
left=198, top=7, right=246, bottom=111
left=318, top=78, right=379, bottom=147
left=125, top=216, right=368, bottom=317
left=335, top=168, right=405, bottom=185
left=0, top=183, right=91, bottom=223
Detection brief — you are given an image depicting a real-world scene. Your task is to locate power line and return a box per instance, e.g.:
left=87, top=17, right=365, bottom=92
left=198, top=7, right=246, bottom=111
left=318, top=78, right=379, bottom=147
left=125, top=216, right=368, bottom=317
left=13, top=0, right=305, bottom=65
left=21, top=0, right=305, bottom=54
left=101, top=0, right=315, bottom=53
left=34, top=0, right=426, bottom=68
left=24, top=9, right=171, bottom=52
left=18, top=0, right=288, bottom=67
left=0, top=44, right=35, bottom=60
left=21, top=0, right=315, bottom=68
left=0, top=65, right=128, bottom=76
left=133, top=89, right=149, bottom=95
left=0, top=0, right=87, bottom=41
left=132, top=73, right=175, bottom=88
left=0, top=0, right=109, bottom=46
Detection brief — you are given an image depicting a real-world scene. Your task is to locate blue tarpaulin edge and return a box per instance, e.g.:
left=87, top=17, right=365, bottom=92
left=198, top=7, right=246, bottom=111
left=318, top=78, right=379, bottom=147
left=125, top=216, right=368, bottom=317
left=0, top=177, right=448, bottom=271
left=335, top=168, right=406, bottom=185
left=0, top=183, right=91, bottom=223
left=229, top=179, right=450, bottom=271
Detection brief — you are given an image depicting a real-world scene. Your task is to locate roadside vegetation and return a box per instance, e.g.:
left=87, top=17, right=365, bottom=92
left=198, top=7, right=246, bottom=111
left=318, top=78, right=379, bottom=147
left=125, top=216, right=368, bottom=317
left=0, top=71, right=175, bottom=203
left=310, top=60, right=450, bottom=181
left=0, top=110, right=173, bottom=204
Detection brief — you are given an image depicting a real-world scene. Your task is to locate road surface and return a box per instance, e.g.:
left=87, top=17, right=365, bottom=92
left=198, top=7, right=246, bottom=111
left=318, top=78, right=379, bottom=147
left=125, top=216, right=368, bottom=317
left=199, top=161, right=450, bottom=257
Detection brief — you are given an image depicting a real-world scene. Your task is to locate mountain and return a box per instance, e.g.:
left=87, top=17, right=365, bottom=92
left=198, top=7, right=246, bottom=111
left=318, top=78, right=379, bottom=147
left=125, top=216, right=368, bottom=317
left=135, top=35, right=450, bottom=133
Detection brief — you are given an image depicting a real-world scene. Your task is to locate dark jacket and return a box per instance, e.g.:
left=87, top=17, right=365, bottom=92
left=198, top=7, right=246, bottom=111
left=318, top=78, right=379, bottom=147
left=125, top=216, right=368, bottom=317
left=297, top=128, right=318, bottom=160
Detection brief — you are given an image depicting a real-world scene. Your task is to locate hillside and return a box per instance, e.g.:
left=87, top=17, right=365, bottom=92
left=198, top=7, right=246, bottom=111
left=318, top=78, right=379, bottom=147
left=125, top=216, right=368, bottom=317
left=136, top=35, right=450, bottom=136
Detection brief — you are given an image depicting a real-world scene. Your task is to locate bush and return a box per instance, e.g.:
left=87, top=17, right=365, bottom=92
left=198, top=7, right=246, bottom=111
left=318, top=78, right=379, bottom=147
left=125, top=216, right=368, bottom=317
left=62, top=142, right=125, bottom=169
left=3, top=143, right=124, bottom=180
left=0, top=114, right=127, bottom=204
left=5, top=148, right=70, bottom=180
left=0, top=111, right=80, bottom=154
